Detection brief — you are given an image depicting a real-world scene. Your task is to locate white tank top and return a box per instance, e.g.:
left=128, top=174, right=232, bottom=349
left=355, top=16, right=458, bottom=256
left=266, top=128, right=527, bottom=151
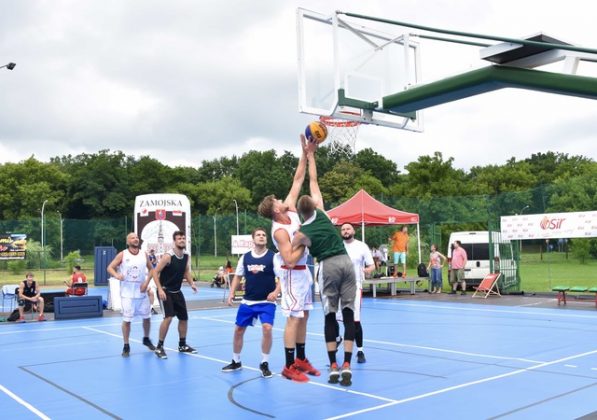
left=119, top=249, right=148, bottom=299
left=271, top=211, right=308, bottom=265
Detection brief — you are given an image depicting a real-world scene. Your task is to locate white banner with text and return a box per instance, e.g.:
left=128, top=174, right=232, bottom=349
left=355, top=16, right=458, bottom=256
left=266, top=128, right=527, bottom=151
left=231, top=235, right=254, bottom=255
left=501, top=211, right=597, bottom=240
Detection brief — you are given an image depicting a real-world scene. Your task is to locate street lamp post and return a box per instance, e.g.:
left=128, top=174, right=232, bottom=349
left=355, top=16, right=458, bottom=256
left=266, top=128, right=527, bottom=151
left=0, top=62, right=16, bottom=71
left=517, top=205, right=530, bottom=256
left=233, top=199, right=239, bottom=236
left=213, top=208, right=220, bottom=257
left=41, top=199, right=48, bottom=250
left=57, top=211, right=63, bottom=261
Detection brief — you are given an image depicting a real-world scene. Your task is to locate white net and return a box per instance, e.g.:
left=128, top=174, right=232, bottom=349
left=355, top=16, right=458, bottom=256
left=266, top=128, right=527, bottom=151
left=319, top=116, right=360, bottom=155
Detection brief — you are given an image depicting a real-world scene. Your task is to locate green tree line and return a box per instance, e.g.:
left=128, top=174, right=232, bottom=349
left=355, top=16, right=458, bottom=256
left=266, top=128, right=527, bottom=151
left=0, top=148, right=596, bottom=257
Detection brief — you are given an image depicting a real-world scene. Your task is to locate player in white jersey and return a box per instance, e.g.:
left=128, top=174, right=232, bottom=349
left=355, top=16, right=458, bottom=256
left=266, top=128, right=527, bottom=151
left=336, top=223, right=375, bottom=363
left=257, top=136, right=320, bottom=383
left=107, top=232, right=156, bottom=357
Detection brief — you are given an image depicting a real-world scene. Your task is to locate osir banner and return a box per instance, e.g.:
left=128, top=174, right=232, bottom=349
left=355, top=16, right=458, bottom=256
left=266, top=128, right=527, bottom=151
left=0, top=233, right=27, bottom=260
left=501, top=211, right=597, bottom=240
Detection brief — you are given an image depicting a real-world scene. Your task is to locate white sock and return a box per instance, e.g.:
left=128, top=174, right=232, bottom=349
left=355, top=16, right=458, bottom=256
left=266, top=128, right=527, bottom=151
left=233, top=353, right=241, bottom=363
left=358, top=347, right=364, bottom=352
left=261, top=353, right=269, bottom=363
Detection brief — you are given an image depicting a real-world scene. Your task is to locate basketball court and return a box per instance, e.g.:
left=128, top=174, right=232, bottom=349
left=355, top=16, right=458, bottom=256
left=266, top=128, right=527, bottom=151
left=2, top=8, right=597, bottom=420
left=1, top=286, right=596, bottom=419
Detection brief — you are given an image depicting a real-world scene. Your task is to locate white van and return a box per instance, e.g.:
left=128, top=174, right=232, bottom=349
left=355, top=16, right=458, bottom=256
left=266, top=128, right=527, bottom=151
left=447, top=231, right=515, bottom=287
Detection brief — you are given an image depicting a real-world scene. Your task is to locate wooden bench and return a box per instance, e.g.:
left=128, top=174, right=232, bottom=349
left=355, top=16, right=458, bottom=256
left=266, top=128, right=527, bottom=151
left=363, top=277, right=419, bottom=297
left=54, top=295, right=103, bottom=320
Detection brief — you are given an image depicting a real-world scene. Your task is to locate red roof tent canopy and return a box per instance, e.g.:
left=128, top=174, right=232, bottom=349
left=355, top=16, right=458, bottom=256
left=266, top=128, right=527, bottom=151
left=327, top=189, right=419, bottom=226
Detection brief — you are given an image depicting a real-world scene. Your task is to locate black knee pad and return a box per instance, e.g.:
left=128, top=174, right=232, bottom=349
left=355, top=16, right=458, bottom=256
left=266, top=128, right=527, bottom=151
left=324, top=313, right=337, bottom=342
left=341, top=308, right=355, bottom=341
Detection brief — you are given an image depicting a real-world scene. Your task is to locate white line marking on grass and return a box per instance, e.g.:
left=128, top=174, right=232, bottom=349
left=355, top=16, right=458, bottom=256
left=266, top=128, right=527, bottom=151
left=325, top=348, right=597, bottom=419
left=84, top=326, right=395, bottom=403
left=0, top=383, right=51, bottom=420
left=198, top=316, right=544, bottom=364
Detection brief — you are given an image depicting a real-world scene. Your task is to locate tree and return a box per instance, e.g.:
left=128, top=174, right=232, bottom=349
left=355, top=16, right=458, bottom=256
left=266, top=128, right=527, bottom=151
left=237, top=150, right=300, bottom=206
left=354, top=148, right=400, bottom=186
left=57, top=150, right=133, bottom=218
left=0, top=156, right=68, bottom=219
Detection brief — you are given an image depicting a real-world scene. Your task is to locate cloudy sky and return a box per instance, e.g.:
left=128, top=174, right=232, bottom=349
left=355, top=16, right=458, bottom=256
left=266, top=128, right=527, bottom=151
left=0, top=0, right=595, bottom=172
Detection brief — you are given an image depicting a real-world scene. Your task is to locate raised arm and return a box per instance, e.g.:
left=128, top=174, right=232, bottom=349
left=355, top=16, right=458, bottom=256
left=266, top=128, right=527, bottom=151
left=304, top=136, right=324, bottom=210
left=284, top=136, right=309, bottom=211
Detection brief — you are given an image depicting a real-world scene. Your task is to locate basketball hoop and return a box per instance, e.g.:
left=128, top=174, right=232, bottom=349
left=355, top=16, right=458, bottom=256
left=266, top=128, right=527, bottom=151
left=319, top=115, right=360, bottom=155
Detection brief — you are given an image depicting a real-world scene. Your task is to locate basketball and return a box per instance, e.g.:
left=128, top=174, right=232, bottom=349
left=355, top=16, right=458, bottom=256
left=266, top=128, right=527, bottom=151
left=305, top=121, right=328, bottom=144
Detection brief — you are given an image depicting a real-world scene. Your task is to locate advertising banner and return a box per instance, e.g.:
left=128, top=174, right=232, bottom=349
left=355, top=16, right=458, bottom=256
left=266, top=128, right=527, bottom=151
left=134, top=194, right=192, bottom=258
left=0, top=233, right=27, bottom=260
left=231, top=235, right=254, bottom=255
left=501, top=211, right=597, bottom=240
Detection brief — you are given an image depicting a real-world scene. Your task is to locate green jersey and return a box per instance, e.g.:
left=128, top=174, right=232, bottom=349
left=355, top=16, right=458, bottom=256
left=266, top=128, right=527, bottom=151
left=300, top=210, right=347, bottom=261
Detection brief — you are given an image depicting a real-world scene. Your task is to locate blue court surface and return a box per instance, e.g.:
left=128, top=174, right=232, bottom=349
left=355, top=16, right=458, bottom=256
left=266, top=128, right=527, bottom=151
left=1, top=294, right=596, bottom=419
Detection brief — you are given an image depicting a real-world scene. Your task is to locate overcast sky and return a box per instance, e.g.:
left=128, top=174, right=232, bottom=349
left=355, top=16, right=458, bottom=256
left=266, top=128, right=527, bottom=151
left=0, top=0, right=595, bottom=172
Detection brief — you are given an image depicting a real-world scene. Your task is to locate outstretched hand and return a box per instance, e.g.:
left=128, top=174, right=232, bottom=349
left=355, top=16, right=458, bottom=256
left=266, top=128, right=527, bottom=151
left=301, top=134, right=318, bottom=156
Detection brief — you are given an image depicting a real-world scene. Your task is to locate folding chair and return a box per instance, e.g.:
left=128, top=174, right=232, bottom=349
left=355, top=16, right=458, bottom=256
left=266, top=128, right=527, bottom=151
left=472, top=273, right=502, bottom=299
left=2, top=284, right=19, bottom=312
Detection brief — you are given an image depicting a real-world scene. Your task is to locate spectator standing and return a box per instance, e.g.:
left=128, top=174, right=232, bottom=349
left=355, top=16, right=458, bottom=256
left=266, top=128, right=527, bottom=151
left=427, top=244, right=447, bottom=294
left=449, top=240, right=468, bottom=295
left=390, top=226, right=409, bottom=278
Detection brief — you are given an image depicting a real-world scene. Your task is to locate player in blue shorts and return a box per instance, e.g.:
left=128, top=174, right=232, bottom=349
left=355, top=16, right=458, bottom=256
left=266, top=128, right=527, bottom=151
left=222, top=227, right=281, bottom=378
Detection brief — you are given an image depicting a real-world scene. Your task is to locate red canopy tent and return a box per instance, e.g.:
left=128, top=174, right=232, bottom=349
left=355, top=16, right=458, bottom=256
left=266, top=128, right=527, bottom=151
left=327, top=189, right=422, bottom=262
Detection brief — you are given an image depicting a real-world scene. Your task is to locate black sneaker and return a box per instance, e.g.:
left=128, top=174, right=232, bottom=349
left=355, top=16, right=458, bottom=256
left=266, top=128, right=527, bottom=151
left=461, top=291, right=466, bottom=296
left=122, top=344, right=130, bottom=357
left=449, top=290, right=457, bottom=295
left=222, top=360, right=242, bottom=372
left=143, top=337, right=156, bottom=351
left=178, top=344, right=197, bottom=354
left=259, top=361, right=272, bottom=378
left=357, top=351, right=366, bottom=364
left=155, top=346, right=168, bottom=359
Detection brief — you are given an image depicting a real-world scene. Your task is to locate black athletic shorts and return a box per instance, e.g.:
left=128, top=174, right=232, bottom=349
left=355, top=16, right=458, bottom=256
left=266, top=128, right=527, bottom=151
left=160, top=290, right=188, bottom=321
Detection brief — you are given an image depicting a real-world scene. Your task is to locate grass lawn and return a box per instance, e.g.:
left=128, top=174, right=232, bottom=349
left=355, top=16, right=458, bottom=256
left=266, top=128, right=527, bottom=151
left=2, top=251, right=595, bottom=293
left=0, top=254, right=240, bottom=288
left=519, top=251, right=597, bottom=292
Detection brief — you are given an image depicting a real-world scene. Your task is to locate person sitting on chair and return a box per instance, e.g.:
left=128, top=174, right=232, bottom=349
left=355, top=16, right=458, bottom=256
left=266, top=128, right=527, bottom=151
left=211, top=266, right=227, bottom=288
left=17, top=272, right=46, bottom=322
left=65, top=265, right=88, bottom=296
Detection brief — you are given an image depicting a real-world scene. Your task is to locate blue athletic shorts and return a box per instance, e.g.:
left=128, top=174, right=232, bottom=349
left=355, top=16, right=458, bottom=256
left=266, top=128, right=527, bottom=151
left=235, top=302, right=276, bottom=327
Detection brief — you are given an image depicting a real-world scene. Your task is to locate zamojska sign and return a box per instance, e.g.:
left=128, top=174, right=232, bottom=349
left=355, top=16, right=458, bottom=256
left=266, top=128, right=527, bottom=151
left=0, top=233, right=27, bottom=260
left=501, top=211, right=597, bottom=240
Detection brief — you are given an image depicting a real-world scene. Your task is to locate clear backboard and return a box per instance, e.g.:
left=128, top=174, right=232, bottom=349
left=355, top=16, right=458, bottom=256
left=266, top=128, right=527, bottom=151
left=297, top=8, right=423, bottom=131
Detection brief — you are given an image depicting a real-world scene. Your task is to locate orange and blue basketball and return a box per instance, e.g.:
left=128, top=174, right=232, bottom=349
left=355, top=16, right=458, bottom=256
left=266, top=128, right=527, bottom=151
left=305, top=121, right=328, bottom=144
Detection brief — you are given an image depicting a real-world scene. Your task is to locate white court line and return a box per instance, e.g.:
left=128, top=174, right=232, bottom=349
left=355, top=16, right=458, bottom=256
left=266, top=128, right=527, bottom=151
left=198, top=316, right=545, bottom=364
left=83, top=326, right=395, bottom=403
left=325, top=348, right=597, bottom=420
left=0, top=383, right=51, bottom=420
left=367, top=300, right=597, bottom=320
